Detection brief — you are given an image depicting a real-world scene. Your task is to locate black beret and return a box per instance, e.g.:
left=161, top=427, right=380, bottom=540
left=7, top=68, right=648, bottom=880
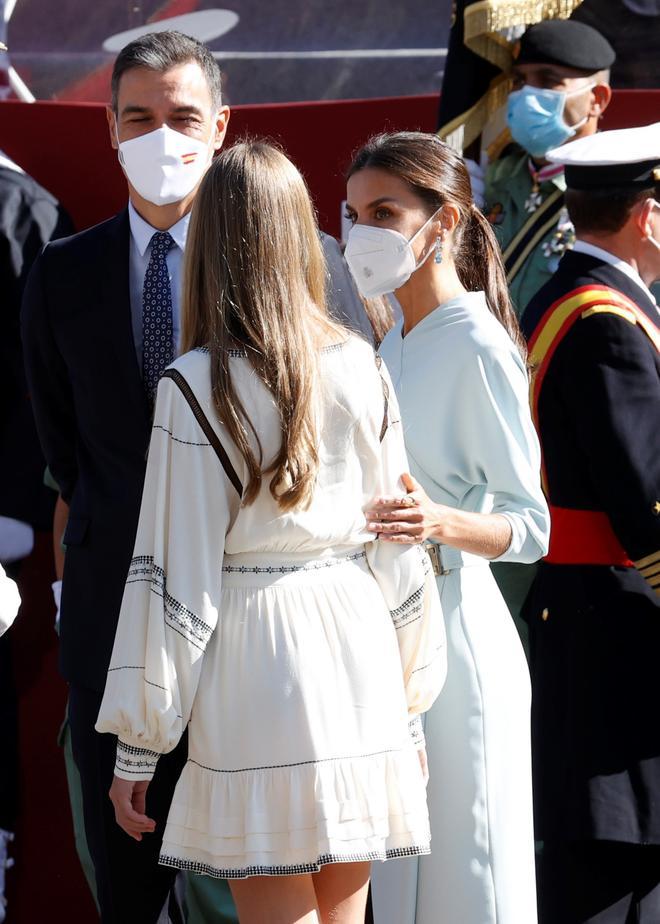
left=516, top=20, right=616, bottom=71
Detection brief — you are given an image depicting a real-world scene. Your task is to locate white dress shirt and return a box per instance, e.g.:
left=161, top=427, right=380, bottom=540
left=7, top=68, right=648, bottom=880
left=128, top=201, right=190, bottom=368
left=573, top=239, right=658, bottom=310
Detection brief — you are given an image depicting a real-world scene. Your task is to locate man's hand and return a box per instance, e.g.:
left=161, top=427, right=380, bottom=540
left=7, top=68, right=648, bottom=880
left=109, top=775, right=156, bottom=841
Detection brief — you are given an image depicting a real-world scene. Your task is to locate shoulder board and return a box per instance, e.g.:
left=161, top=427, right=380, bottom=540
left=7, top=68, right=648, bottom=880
left=580, top=305, right=638, bottom=324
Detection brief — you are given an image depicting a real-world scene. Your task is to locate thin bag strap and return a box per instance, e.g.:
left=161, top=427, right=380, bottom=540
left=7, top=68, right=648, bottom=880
left=161, top=368, right=243, bottom=498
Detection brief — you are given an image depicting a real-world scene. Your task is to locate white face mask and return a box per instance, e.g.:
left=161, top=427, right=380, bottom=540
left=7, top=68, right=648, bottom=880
left=117, top=124, right=214, bottom=206
left=344, top=208, right=441, bottom=299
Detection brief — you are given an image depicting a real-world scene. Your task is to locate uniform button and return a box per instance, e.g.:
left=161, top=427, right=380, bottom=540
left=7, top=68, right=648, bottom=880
left=541, top=608, right=549, bottom=622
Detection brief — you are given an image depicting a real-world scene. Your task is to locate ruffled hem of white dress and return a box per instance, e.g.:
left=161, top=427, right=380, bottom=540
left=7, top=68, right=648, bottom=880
left=158, top=747, right=431, bottom=878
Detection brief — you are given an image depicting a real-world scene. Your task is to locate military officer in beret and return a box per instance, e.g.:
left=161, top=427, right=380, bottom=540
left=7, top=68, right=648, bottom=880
left=484, top=18, right=617, bottom=628
left=484, top=19, right=616, bottom=317
left=522, top=123, right=660, bottom=924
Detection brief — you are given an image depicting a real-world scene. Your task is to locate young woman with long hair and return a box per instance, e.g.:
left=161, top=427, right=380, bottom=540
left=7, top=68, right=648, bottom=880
left=344, top=131, right=550, bottom=924
left=95, top=140, right=446, bottom=924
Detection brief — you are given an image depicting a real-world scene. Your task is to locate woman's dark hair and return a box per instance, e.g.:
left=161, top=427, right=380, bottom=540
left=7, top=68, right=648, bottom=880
left=347, top=131, right=527, bottom=359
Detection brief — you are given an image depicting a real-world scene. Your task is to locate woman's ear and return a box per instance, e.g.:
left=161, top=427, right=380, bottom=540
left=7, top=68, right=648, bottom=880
left=439, top=203, right=461, bottom=234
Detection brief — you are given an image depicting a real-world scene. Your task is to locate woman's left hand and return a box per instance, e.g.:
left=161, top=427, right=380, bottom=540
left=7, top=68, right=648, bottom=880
left=109, top=775, right=156, bottom=841
left=366, top=473, right=445, bottom=543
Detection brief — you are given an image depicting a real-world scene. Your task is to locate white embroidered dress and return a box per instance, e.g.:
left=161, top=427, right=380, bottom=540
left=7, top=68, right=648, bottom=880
left=96, top=336, right=446, bottom=879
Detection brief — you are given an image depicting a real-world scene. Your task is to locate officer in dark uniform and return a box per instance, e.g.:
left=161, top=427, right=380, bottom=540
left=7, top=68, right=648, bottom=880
left=521, top=122, right=660, bottom=923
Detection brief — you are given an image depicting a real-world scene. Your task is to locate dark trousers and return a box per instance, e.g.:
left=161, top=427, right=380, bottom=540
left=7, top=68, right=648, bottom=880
left=539, top=840, right=660, bottom=924
left=68, top=684, right=188, bottom=924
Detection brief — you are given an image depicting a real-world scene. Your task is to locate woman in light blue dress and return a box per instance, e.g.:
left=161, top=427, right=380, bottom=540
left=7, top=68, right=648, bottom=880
left=344, top=132, right=550, bottom=924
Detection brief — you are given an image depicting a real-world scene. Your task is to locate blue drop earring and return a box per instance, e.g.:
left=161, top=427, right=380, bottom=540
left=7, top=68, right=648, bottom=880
left=434, top=235, right=444, bottom=264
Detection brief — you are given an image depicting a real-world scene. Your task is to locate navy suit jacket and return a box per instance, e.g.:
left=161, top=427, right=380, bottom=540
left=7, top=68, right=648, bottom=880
left=22, top=209, right=153, bottom=690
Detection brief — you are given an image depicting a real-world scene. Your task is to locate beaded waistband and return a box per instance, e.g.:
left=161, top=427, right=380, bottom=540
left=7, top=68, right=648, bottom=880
left=221, top=548, right=367, bottom=575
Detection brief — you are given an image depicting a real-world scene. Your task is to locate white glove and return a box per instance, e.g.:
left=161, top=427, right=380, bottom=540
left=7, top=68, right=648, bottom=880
left=52, top=579, right=62, bottom=633
left=464, top=158, right=486, bottom=208
left=0, top=566, right=20, bottom=637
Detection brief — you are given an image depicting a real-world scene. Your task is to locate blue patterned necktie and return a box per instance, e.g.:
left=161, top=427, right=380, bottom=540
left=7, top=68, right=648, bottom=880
left=142, top=230, right=175, bottom=403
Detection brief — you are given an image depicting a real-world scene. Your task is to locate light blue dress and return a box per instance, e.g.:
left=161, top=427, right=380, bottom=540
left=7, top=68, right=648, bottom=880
left=372, top=291, right=549, bottom=924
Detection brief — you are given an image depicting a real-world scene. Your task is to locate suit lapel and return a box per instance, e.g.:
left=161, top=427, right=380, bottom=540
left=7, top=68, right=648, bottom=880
left=100, top=208, right=150, bottom=429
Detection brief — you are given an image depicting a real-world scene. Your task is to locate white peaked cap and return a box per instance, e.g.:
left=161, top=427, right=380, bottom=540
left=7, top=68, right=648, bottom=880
left=546, top=122, right=660, bottom=191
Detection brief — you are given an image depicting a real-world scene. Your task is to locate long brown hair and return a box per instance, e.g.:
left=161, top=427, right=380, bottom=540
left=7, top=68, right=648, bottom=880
left=181, top=140, right=345, bottom=511
left=347, top=131, right=527, bottom=359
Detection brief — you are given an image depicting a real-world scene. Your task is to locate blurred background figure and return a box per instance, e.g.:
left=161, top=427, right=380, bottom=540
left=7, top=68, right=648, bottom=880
left=0, top=563, right=19, bottom=924
left=0, top=60, right=73, bottom=918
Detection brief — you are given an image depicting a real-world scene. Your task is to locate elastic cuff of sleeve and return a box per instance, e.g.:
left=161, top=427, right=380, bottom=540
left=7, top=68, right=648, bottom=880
left=408, top=715, right=425, bottom=750
left=487, top=513, right=518, bottom=562
left=114, top=739, right=160, bottom=781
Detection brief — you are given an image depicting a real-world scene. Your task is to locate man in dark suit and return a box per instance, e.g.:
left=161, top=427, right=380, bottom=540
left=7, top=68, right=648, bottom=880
left=21, top=31, right=229, bottom=923
left=521, top=123, right=660, bottom=923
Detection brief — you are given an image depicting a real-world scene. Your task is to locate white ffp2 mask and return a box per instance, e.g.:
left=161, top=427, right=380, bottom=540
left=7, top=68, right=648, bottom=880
left=117, top=124, right=213, bottom=206
left=344, top=208, right=441, bottom=298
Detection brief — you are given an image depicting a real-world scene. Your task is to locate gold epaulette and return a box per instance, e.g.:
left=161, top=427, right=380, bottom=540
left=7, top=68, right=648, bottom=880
left=634, top=550, right=660, bottom=596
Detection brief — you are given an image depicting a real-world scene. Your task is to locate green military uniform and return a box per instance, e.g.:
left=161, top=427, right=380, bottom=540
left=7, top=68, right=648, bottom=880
left=484, top=151, right=572, bottom=635
left=485, top=148, right=571, bottom=318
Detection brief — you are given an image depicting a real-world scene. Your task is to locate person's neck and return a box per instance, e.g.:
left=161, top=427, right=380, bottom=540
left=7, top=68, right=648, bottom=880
left=579, top=232, right=656, bottom=288
left=397, top=261, right=467, bottom=335
left=128, top=188, right=195, bottom=231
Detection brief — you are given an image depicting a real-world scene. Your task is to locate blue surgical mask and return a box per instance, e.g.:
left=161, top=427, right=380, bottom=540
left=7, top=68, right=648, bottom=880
left=507, top=83, right=595, bottom=158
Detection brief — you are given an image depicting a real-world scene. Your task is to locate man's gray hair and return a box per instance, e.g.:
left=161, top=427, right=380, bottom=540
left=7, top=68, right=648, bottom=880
left=111, top=30, right=222, bottom=111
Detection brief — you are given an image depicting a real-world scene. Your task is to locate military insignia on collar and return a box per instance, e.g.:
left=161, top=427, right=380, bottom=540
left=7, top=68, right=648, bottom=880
left=542, top=207, right=576, bottom=272
left=525, top=185, right=543, bottom=213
